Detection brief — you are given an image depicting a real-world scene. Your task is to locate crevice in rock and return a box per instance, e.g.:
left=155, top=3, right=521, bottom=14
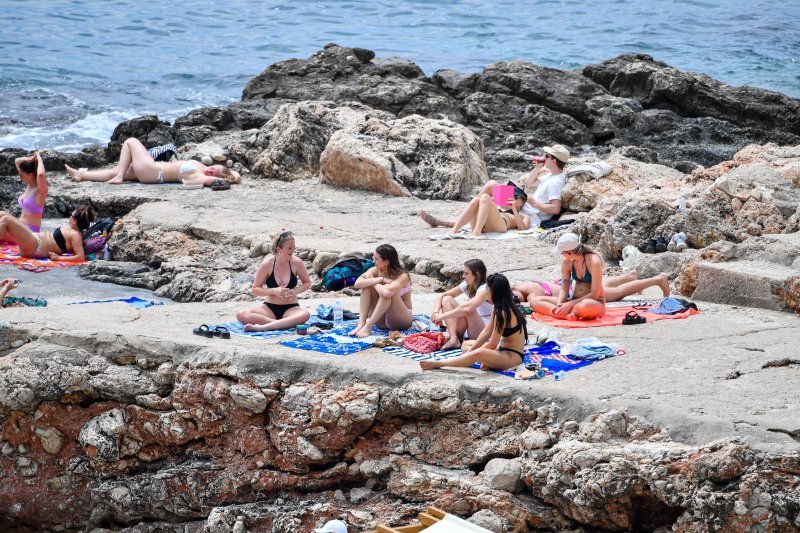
left=468, top=452, right=518, bottom=474
left=629, top=494, right=685, bottom=531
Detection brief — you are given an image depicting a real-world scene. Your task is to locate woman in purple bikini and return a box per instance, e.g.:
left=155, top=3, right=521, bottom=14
left=0, top=152, right=48, bottom=242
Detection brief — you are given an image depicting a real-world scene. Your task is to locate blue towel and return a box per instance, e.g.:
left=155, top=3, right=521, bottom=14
left=280, top=317, right=433, bottom=355
left=212, top=316, right=359, bottom=340
left=69, top=296, right=164, bottom=309
left=648, top=297, right=697, bottom=315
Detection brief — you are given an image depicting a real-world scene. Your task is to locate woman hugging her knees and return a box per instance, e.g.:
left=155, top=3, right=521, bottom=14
left=236, top=231, right=312, bottom=332
left=431, top=259, right=492, bottom=350
left=421, top=273, right=527, bottom=371
left=348, top=244, right=413, bottom=338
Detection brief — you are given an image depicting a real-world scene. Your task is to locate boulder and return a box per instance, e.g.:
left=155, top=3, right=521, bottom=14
left=106, top=115, right=176, bottom=161
left=582, top=54, right=800, bottom=135
left=482, top=458, right=523, bottom=493
left=242, top=43, right=461, bottom=121
left=248, top=101, right=393, bottom=182
left=174, top=99, right=293, bottom=133
left=320, top=114, right=487, bottom=199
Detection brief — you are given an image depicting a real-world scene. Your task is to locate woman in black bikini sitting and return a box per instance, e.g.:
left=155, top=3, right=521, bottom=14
left=0, top=205, right=95, bottom=262
left=236, top=231, right=312, bottom=331
left=420, top=273, right=527, bottom=371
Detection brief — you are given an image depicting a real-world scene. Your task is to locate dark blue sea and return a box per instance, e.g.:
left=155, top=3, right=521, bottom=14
left=1, top=0, right=798, bottom=152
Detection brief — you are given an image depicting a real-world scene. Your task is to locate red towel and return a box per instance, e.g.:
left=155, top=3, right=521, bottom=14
left=532, top=305, right=698, bottom=329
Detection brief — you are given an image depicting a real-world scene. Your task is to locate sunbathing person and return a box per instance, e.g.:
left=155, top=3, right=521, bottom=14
left=0, top=205, right=95, bottom=262
left=421, top=273, right=527, bottom=371
left=65, top=137, right=240, bottom=186
left=529, top=233, right=671, bottom=320
left=419, top=144, right=570, bottom=234
left=236, top=231, right=312, bottom=332
left=348, top=244, right=413, bottom=338
left=512, top=270, right=645, bottom=307
left=431, top=259, right=492, bottom=349
left=0, top=152, right=49, bottom=241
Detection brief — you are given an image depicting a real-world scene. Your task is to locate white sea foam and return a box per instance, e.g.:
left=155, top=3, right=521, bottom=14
left=0, top=110, right=137, bottom=152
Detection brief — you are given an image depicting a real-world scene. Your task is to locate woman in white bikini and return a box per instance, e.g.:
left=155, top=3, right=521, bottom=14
left=65, top=138, right=240, bottom=186
left=348, top=244, right=413, bottom=338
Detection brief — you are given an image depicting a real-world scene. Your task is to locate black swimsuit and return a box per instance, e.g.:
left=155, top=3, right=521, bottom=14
left=53, top=228, right=69, bottom=254
left=499, top=318, right=525, bottom=359
left=263, top=260, right=300, bottom=319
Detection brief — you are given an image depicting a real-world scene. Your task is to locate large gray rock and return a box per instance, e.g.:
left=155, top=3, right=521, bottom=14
left=106, top=115, right=176, bottom=161
left=320, top=114, right=487, bottom=199
left=482, top=458, right=523, bottom=493
left=248, top=101, right=393, bottom=181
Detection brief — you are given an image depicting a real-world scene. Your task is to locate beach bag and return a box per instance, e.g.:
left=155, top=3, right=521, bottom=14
left=403, top=332, right=446, bottom=354
left=82, top=217, right=115, bottom=254
left=323, top=258, right=374, bottom=291
left=147, top=143, right=178, bottom=162
left=2, top=296, right=47, bottom=308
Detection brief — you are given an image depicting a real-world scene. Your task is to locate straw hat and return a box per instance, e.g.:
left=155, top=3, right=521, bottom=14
left=543, top=144, right=570, bottom=164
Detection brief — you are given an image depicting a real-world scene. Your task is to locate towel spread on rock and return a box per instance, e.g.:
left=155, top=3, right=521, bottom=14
left=213, top=316, right=358, bottom=340
left=0, top=244, right=87, bottom=268
left=531, top=305, right=698, bottom=329
left=428, top=228, right=542, bottom=241
left=69, top=296, right=164, bottom=308
left=2, top=296, right=47, bottom=308
left=565, top=161, right=613, bottom=180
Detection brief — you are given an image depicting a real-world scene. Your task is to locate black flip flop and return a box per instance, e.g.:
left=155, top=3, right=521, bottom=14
left=193, top=324, right=214, bottom=337
left=213, top=326, right=230, bottom=339
left=210, top=179, right=230, bottom=191
left=622, top=311, right=647, bottom=325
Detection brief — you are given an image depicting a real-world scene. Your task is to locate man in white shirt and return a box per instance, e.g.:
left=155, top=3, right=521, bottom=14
left=419, top=144, right=570, bottom=230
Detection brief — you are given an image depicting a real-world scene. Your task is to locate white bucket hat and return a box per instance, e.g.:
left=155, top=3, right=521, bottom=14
left=314, top=520, right=348, bottom=533
left=554, top=232, right=582, bottom=254
left=543, top=144, right=570, bottom=164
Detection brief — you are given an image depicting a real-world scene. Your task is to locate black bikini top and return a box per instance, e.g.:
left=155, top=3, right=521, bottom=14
left=53, top=227, right=69, bottom=254
left=502, top=318, right=522, bottom=337
left=265, top=259, right=298, bottom=289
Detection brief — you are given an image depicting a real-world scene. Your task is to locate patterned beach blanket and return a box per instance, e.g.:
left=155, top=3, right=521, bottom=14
left=531, top=305, right=699, bottom=329
left=211, top=316, right=359, bottom=340
left=0, top=244, right=87, bottom=268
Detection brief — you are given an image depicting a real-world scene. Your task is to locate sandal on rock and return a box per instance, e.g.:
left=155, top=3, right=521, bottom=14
left=213, top=326, right=230, bottom=339
left=210, top=179, right=230, bottom=191
left=18, top=263, right=50, bottom=273
left=193, top=324, right=214, bottom=338
left=622, top=311, right=647, bottom=325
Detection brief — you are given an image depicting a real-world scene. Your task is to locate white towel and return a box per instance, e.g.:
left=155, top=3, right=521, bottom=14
left=566, top=161, right=613, bottom=180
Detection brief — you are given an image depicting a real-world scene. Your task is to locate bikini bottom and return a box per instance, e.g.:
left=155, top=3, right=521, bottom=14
left=264, top=301, right=299, bottom=319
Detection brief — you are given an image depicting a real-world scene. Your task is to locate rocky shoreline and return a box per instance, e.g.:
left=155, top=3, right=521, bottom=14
left=1, top=45, right=799, bottom=532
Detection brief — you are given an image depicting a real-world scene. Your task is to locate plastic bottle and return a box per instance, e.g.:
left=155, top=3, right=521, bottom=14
left=554, top=371, right=566, bottom=381
left=333, top=300, right=343, bottom=326
left=678, top=190, right=687, bottom=213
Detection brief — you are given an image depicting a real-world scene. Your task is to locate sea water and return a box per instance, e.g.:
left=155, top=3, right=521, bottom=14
left=1, top=0, right=798, bottom=152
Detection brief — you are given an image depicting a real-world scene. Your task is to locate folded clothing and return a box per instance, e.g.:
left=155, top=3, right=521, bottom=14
left=648, top=297, right=699, bottom=315
left=316, top=304, right=359, bottom=321
left=403, top=332, right=446, bottom=354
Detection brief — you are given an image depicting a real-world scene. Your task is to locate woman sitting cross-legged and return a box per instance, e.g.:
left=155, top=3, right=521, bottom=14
left=348, top=244, right=413, bottom=338
left=431, top=259, right=493, bottom=350
left=236, top=231, right=312, bottom=331
left=421, top=273, right=528, bottom=371
left=529, top=233, right=671, bottom=320
left=513, top=269, right=660, bottom=308
left=65, top=137, right=240, bottom=186
left=0, top=205, right=95, bottom=262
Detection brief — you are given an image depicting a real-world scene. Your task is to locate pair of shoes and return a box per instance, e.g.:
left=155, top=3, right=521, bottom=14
left=373, top=337, right=402, bottom=348
left=193, top=325, right=230, bottom=339
left=209, top=179, right=230, bottom=191
left=667, top=232, right=688, bottom=252
left=621, top=311, right=647, bottom=325
left=18, top=263, right=50, bottom=273
left=644, top=237, right=668, bottom=254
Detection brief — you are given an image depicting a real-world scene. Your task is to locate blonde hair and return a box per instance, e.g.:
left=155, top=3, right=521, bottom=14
left=220, top=167, right=240, bottom=184
left=271, top=231, right=294, bottom=251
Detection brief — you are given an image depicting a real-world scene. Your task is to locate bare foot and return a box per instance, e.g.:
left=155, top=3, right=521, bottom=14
left=354, top=325, right=373, bottom=338
left=348, top=324, right=365, bottom=336
left=467, top=233, right=483, bottom=239
left=440, top=336, right=461, bottom=350
left=244, top=323, right=272, bottom=332
left=419, top=210, right=441, bottom=228
left=64, top=164, right=82, bottom=181
left=420, top=360, right=442, bottom=370
left=107, top=175, right=124, bottom=185
left=657, top=273, right=671, bottom=297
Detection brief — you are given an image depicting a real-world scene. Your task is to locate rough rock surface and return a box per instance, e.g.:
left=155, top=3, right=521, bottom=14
left=320, top=115, right=488, bottom=199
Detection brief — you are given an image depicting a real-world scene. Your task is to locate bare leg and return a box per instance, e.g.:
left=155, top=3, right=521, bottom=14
left=0, top=215, right=39, bottom=256
left=529, top=296, right=560, bottom=316
left=418, top=210, right=455, bottom=228
left=353, top=291, right=395, bottom=337
left=65, top=164, right=117, bottom=182
left=604, top=273, right=670, bottom=302
left=236, top=305, right=277, bottom=326
left=469, top=194, right=507, bottom=237
left=464, top=312, right=486, bottom=342
left=382, top=294, right=413, bottom=331
left=568, top=299, right=606, bottom=320
left=603, top=270, right=638, bottom=288
left=111, top=138, right=160, bottom=184
left=478, top=179, right=500, bottom=197
left=420, top=346, right=521, bottom=370
left=440, top=296, right=466, bottom=349
left=349, top=286, right=377, bottom=336
left=449, top=197, right=480, bottom=234
left=243, top=306, right=310, bottom=332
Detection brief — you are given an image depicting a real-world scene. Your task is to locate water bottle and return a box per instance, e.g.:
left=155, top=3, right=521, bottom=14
left=333, top=300, right=343, bottom=326
left=554, top=371, right=566, bottom=381
left=101, top=244, right=112, bottom=261
left=678, top=190, right=687, bottom=213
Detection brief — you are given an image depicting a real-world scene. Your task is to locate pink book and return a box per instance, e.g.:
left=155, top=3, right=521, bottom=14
left=492, top=185, right=514, bottom=208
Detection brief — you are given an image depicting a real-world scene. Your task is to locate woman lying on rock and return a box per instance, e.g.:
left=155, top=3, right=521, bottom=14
left=513, top=270, right=657, bottom=307
left=65, top=138, right=240, bottom=187
left=419, top=144, right=569, bottom=237
left=236, top=231, right=312, bottom=332
left=0, top=205, right=95, bottom=262
left=0, top=152, right=49, bottom=242
left=529, top=233, right=671, bottom=320
left=348, top=244, right=413, bottom=338
left=431, top=259, right=492, bottom=350
left=421, top=273, right=527, bottom=371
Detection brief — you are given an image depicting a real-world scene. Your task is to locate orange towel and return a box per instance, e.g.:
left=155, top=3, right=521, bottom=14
left=0, top=244, right=87, bottom=269
left=531, top=305, right=699, bottom=329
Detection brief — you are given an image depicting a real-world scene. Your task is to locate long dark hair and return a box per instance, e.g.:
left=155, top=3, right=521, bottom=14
left=464, top=259, right=487, bottom=298
left=375, top=244, right=405, bottom=278
left=19, top=158, right=37, bottom=176
left=72, top=205, right=96, bottom=232
left=487, top=273, right=528, bottom=343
